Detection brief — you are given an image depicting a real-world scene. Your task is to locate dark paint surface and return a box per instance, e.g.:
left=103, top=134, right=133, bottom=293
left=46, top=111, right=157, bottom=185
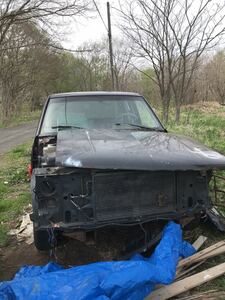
left=49, top=91, right=140, bottom=98
left=55, top=129, right=225, bottom=171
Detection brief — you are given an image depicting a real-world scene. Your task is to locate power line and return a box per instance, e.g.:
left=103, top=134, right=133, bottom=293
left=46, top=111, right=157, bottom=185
left=92, top=0, right=115, bottom=90
left=93, top=0, right=108, bottom=31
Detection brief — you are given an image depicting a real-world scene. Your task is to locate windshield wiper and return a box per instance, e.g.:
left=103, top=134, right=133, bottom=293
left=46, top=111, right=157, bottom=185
left=52, top=125, right=83, bottom=130
left=114, top=123, right=164, bottom=131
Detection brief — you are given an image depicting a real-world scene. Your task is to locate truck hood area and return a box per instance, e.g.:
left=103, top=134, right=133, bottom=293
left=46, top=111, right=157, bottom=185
left=55, top=129, right=225, bottom=171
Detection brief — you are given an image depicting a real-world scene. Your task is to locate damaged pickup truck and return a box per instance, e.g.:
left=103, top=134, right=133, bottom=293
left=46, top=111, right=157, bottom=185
left=30, top=92, right=225, bottom=250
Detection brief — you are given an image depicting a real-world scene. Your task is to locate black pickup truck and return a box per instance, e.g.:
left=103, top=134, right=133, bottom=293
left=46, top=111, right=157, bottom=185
left=30, top=92, right=225, bottom=250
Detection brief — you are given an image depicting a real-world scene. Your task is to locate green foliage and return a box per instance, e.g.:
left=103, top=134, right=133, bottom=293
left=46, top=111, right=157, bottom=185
left=3, top=144, right=31, bottom=184
left=167, top=107, right=225, bottom=154
left=10, top=143, right=30, bottom=159
left=0, top=225, right=8, bottom=247
left=0, top=109, right=41, bottom=128
left=55, top=47, right=110, bottom=93
left=167, top=103, right=225, bottom=214
left=139, top=68, right=160, bottom=108
left=168, top=104, right=225, bottom=295
left=0, top=192, right=30, bottom=223
left=0, top=182, right=7, bottom=198
left=0, top=142, right=32, bottom=246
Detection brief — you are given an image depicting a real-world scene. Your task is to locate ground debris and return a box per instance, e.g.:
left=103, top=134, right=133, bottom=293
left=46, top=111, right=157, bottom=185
left=146, top=236, right=225, bottom=300
left=176, top=290, right=225, bottom=300
left=192, top=235, right=207, bottom=250
left=8, top=212, right=33, bottom=245
left=2, top=226, right=225, bottom=299
left=147, top=262, right=225, bottom=300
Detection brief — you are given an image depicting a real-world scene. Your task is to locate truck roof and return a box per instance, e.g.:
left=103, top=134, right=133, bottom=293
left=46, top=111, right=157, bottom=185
left=49, top=91, right=141, bottom=98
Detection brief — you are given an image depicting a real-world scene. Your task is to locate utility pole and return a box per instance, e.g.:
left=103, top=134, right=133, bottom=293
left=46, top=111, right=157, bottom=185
left=107, top=2, right=115, bottom=90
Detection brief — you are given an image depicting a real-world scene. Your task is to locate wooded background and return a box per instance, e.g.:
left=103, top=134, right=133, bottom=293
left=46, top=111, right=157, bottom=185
left=1, top=0, right=225, bottom=124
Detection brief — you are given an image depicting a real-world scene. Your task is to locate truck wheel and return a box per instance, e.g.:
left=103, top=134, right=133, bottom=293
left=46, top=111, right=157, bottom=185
left=33, top=227, right=59, bottom=251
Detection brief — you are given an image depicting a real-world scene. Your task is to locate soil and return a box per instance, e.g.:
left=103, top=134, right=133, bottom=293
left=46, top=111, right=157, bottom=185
left=0, top=239, right=103, bottom=281
left=0, top=225, right=156, bottom=281
left=0, top=219, right=216, bottom=283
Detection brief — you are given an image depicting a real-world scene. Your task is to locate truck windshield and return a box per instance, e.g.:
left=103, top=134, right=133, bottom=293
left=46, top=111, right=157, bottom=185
left=40, top=95, right=164, bottom=134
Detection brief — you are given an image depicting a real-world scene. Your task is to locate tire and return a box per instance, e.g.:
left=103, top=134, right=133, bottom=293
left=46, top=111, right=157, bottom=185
left=33, top=227, right=53, bottom=251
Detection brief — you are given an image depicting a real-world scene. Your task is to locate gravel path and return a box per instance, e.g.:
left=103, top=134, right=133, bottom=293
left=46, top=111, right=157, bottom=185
left=0, top=121, right=38, bottom=154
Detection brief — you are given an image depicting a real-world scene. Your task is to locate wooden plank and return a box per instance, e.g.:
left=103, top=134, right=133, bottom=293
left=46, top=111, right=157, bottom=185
left=175, top=260, right=206, bottom=280
left=145, top=262, right=225, bottom=300
left=178, top=244, right=225, bottom=269
left=192, top=235, right=207, bottom=250
left=175, top=235, right=208, bottom=279
left=178, top=241, right=225, bottom=269
left=176, top=290, right=217, bottom=300
left=177, top=291, right=225, bottom=300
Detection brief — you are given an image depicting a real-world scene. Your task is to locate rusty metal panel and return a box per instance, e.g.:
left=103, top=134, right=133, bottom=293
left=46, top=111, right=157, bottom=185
left=93, top=171, right=176, bottom=221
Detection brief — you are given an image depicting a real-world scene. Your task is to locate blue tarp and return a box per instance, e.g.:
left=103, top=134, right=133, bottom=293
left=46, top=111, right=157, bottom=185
left=0, top=221, right=195, bottom=300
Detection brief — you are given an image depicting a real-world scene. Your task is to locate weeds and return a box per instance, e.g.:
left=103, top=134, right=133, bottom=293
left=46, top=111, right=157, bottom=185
left=167, top=105, right=225, bottom=154
left=0, top=226, right=8, bottom=247
left=0, top=142, right=32, bottom=246
left=0, top=110, right=40, bottom=128
left=0, top=103, right=225, bottom=292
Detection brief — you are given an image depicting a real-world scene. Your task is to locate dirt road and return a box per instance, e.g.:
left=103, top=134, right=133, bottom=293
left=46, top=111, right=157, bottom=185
left=0, top=121, right=38, bottom=154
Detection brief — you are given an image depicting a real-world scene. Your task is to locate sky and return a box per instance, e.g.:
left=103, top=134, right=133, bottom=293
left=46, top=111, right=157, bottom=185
left=61, top=1, right=121, bottom=50
left=59, top=0, right=224, bottom=56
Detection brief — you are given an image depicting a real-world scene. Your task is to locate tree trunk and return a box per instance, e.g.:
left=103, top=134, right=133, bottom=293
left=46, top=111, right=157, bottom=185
left=2, top=82, right=12, bottom=123
left=162, top=104, right=168, bottom=124
left=162, top=95, right=170, bottom=124
left=175, top=101, right=181, bottom=124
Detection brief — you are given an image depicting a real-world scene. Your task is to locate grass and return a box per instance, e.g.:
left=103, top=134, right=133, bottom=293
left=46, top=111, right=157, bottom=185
left=0, top=142, right=32, bottom=246
left=0, top=101, right=225, bottom=293
left=0, top=109, right=41, bottom=128
left=166, top=103, right=225, bottom=205
left=166, top=102, right=225, bottom=295
left=166, top=104, right=225, bottom=154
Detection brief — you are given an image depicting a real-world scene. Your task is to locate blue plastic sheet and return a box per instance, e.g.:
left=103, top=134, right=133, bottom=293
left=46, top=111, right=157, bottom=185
left=0, top=221, right=196, bottom=300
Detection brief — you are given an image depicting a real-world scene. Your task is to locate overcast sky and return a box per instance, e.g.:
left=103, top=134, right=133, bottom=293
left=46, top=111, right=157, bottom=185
left=59, top=0, right=225, bottom=56
left=61, top=1, right=121, bottom=49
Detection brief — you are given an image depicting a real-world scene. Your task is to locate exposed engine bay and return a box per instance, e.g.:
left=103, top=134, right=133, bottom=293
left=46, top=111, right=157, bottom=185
left=30, top=92, right=225, bottom=251
left=31, top=135, right=212, bottom=232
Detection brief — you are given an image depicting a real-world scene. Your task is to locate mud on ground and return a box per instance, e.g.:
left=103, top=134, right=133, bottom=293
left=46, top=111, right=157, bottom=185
left=1, top=221, right=225, bottom=300
left=0, top=226, right=155, bottom=281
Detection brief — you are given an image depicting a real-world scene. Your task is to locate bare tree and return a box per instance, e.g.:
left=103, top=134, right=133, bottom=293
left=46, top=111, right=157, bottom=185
left=0, top=22, right=63, bottom=120
left=0, top=0, right=92, bottom=122
left=0, top=0, right=91, bottom=48
left=206, top=51, right=225, bottom=105
left=119, top=0, right=173, bottom=122
left=112, top=39, right=134, bottom=91
left=119, top=0, right=225, bottom=123
left=0, top=23, right=31, bottom=119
